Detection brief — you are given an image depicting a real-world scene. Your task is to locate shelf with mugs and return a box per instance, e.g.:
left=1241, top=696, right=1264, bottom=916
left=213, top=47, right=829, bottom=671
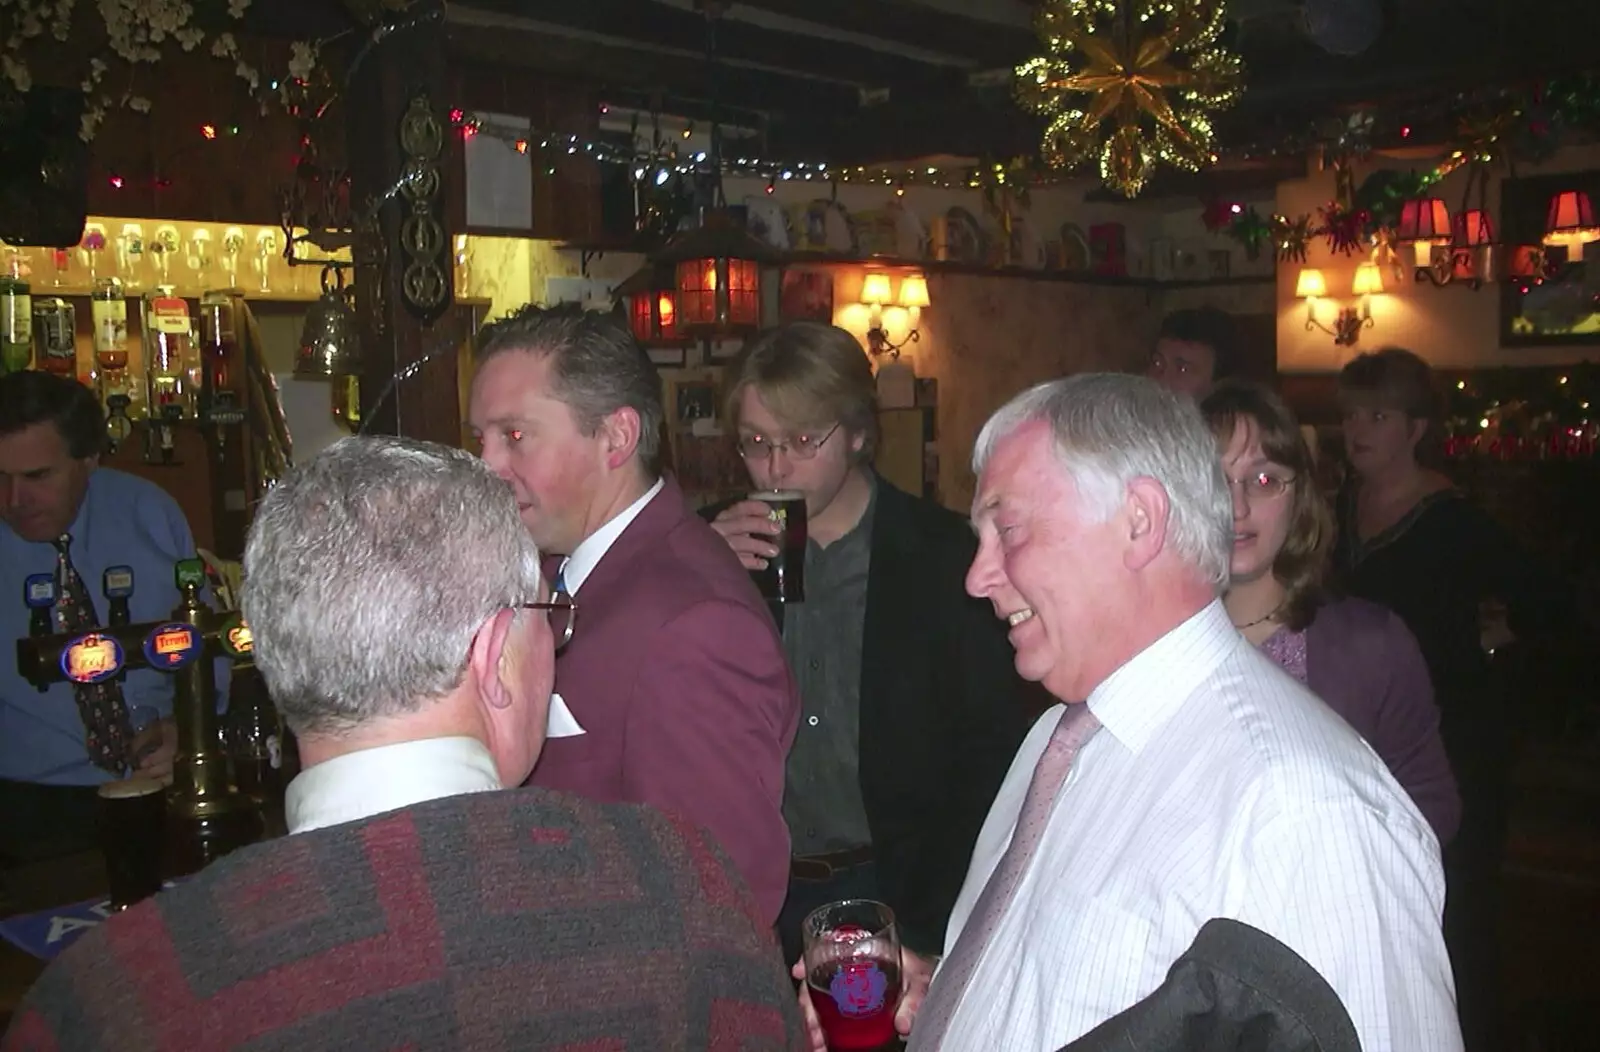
left=766, top=251, right=1276, bottom=289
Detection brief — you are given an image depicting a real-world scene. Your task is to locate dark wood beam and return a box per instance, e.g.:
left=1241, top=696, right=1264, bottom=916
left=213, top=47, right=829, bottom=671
left=444, top=23, right=863, bottom=119
left=729, top=0, right=1036, bottom=70
left=452, top=0, right=961, bottom=92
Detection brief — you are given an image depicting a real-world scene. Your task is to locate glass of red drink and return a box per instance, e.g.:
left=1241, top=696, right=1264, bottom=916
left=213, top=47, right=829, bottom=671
left=802, top=899, right=903, bottom=1051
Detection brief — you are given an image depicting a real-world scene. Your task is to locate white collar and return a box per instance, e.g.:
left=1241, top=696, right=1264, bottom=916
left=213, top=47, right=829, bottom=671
left=284, top=736, right=502, bottom=834
left=559, top=477, right=664, bottom=596
left=1088, top=599, right=1240, bottom=755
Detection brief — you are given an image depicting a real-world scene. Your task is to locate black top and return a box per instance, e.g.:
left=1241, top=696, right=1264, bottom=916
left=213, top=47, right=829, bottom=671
left=1332, top=486, right=1570, bottom=779
left=703, top=477, right=1032, bottom=951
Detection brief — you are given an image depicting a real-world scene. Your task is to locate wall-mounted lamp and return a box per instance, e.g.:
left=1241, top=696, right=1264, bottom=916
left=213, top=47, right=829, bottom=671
left=862, top=271, right=929, bottom=358
left=1298, top=264, right=1379, bottom=347
left=1449, top=208, right=1496, bottom=289
left=1543, top=190, right=1600, bottom=249
left=1396, top=197, right=1453, bottom=285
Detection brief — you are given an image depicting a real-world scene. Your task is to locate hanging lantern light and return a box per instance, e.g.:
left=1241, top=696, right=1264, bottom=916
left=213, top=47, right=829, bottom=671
left=1395, top=197, right=1452, bottom=274
left=616, top=263, right=683, bottom=345
left=652, top=210, right=777, bottom=336
left=1542, top=190, right=1600, bottom=248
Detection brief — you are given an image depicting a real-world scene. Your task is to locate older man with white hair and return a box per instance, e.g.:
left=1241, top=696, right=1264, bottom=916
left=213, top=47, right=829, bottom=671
left=6, top=436, right=803, bottom=1052
left=898, top=374, right=1461, bottom=1051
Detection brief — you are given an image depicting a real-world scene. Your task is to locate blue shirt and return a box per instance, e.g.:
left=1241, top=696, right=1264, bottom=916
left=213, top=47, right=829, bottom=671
left=1, top=468, right=228, bottom=785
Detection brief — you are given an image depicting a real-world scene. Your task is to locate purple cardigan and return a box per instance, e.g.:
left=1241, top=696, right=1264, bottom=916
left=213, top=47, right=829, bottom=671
left=1299, top=597, right=1462, bottom=846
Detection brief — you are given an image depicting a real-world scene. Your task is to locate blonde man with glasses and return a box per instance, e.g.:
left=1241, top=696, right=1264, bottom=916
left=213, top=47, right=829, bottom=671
left=708, top=322, right=1030, bottom=1038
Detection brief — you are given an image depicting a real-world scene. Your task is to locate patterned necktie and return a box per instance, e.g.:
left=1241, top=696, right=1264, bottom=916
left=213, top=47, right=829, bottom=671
left=909, top=703, right=1103, bottom=1050
left=52, top=534, right=133, bottom=773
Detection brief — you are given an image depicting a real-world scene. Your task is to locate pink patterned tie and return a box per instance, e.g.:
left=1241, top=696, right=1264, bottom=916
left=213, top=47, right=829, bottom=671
left=909, top=703, right=1103, bottom=1050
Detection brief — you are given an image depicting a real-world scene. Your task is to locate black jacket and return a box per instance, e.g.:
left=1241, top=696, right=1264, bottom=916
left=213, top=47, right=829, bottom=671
left=704, top=477, right=1031, bottom=952
left=1061, top=919, right=1362, bottom=1052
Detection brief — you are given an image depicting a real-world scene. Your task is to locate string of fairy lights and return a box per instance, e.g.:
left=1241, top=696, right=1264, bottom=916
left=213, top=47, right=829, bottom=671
left=449, top=109, right=1047, bottom=193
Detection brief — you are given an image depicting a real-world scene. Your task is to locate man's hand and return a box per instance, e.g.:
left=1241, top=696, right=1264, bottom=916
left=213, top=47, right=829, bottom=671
left=131, top=717, right=178, bottom=785
left=709, top=500, right=782, bottom=571
left=791, top=947, right=938, bottom=1051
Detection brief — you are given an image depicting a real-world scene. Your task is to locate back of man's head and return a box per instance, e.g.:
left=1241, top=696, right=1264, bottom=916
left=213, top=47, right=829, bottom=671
left=241, top=436, right=543, bottom=738
left=474, top=302, right=665, bottom=466
left=975, top=372, right=1233, bottom=591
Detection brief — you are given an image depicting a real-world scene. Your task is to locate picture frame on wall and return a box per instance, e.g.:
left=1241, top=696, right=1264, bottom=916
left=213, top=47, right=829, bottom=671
left=779, top=270, right=834, bottom=322
left=675, top=380, right=717, bottom=424
left=647, top=345, right=687, bottom=367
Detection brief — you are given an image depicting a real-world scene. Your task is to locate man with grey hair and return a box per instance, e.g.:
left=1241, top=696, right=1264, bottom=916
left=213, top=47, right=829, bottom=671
left=873, top=375, right=1460, bottom=1051
left=6, top=436, right=805, bottom=1051
left=467, top=303, right=799, bottom=924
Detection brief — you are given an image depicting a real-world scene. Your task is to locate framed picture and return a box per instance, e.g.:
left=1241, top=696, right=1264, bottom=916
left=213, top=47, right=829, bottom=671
left=675, top=380, right=717, bottom=424
left=647, top=345, right=687, bottom=367
left=1208, top=249, right=1232, bottom=279
left=1499, top=170, right=1600, bottom=347
left=779, top=269, right=835, bottom=322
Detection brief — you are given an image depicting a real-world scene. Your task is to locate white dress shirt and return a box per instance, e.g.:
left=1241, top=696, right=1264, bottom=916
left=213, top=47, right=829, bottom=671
left=285, top=736, right=502, bottom=834
left=932, top=600, right=1461, bottom=1052
left=558, top=478, right=664, bottom=596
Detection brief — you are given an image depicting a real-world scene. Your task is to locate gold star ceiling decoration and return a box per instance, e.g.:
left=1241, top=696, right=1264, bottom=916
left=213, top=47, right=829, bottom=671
left=1015, top=0, right=1245, bottom=197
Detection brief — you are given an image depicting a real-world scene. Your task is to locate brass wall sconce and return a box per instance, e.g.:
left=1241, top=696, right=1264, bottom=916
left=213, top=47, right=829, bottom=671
left=861, top=271, right=929, bottom=358
left=1297, top=264, right=1380, bottom=347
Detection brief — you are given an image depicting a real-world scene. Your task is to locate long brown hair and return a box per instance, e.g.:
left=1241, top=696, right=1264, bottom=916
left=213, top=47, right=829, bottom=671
left=1200, top=380, right=1332, bottom=630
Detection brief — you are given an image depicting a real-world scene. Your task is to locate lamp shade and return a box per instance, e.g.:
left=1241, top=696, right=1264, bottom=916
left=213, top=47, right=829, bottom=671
left=1351, top=262, right=1384, bottom=296
left=1397, top=198, right=1452, bottom=244
left=1543, top=190, right=1600, bottom=246
left=617, top=263, right=681, bottom=344
left=652, top=210, right=778, bottom=335
left=1452, top=208, right=1495, bottom=248
left=860, top=272, right=893, bottom=306
left=1294, top=268, right=1327, bottom=298
left=898, top=274, right=931, bottom=309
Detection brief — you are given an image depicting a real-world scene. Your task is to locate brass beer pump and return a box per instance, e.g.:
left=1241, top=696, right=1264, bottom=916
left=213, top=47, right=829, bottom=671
left=15, top=557, right=263, bottom=874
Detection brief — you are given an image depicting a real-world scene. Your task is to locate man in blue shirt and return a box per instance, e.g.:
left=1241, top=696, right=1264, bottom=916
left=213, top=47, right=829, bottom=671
left=0, top=372, right=207, bottom=863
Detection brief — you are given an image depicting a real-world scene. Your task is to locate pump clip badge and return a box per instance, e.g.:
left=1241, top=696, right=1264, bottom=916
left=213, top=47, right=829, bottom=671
left=24, top=573, right=56, bottom=609
left=219, top=614, right=253, bottom=658
left=62, top=634, right=124, bottom=684
left=143, top=622, right=202, bottom=670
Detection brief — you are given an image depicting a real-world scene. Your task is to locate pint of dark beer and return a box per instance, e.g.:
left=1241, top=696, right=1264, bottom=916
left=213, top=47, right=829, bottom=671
left=97, top=776, right=167, bottom=910
left=750, top=489, right=807, bottom=603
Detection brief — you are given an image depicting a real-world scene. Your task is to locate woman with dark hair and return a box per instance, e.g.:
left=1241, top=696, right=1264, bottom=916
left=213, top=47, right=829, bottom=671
left=1333, top=347, right=1571, bottom=1052
left=1201, top=380, right=1459, bottom=843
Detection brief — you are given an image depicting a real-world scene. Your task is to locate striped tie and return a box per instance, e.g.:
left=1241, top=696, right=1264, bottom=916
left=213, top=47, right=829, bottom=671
left=909, top=703, right=1103, bottom=1050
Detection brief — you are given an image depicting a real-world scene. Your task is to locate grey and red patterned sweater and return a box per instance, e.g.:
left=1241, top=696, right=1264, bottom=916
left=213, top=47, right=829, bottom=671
left=3, top=787, right=805, bottom=1051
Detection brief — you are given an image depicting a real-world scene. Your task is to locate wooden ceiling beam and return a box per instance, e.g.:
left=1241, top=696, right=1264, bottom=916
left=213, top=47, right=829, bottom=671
left=726, top=0, right=1036, bottom=70
left=449, top=0, right=961, bottom=95
left=444, top=23, right=861, bottom=119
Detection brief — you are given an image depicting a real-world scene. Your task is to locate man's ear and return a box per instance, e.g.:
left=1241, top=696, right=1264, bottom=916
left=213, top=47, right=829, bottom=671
left=1122, top=477, right=1171, bottom=572
left=469, top=607, right=516, bottom=711
left=599, top=406, right=643, bottom=471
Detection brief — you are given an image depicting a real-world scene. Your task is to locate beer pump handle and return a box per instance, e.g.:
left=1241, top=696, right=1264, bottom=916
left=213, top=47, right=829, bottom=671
left=103, top=565, right=134, bottom=628
left=23, top=574, right=59, bottom=692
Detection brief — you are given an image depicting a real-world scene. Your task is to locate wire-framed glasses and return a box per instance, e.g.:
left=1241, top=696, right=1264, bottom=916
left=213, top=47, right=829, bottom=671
left=523, top=592, right=576, bottom=649
left=736, top=422, right=841, bottom=461
left=1225, top=471, right=1296, bottom=501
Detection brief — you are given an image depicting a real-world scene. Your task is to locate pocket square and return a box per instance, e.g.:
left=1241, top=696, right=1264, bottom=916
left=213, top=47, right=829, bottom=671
left=547, top=692, right=586, bottom=738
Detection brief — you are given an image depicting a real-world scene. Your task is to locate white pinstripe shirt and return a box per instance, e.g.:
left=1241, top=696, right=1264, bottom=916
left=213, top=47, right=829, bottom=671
left=932, top=600, right=1462, bottom=1051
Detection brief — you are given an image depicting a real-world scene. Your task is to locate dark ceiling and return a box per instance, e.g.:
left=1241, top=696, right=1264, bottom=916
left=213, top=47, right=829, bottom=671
left=261, top=0, right=1600, bottom=196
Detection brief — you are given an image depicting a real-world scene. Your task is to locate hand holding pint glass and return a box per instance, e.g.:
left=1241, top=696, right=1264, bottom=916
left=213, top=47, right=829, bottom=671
left=802, top=899, right=902, bottom=1050
left=708, top=491, right=807, bottom=603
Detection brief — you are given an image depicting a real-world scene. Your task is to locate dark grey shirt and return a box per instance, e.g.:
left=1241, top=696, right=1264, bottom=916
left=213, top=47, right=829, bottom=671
left=782, top=477, right=876, bottom=856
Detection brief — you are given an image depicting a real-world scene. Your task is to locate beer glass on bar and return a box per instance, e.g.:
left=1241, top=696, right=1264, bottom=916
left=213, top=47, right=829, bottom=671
left=749, top=489, right=807, bottom=603
left=97, top=777, right=167, bottom=911
left=802, top=899, right=902, bottom=1050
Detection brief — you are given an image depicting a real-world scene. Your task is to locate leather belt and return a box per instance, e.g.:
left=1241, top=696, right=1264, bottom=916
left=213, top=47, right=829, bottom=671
left=790, top=845, right=875, bottom=882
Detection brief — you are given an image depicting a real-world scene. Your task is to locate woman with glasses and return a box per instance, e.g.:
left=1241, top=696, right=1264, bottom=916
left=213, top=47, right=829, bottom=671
left=1200, top=380, right=1460, bottom=845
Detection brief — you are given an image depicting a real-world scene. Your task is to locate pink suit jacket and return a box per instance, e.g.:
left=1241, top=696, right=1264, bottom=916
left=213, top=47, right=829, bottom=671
left=528, top=476, right=800, bottom=923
